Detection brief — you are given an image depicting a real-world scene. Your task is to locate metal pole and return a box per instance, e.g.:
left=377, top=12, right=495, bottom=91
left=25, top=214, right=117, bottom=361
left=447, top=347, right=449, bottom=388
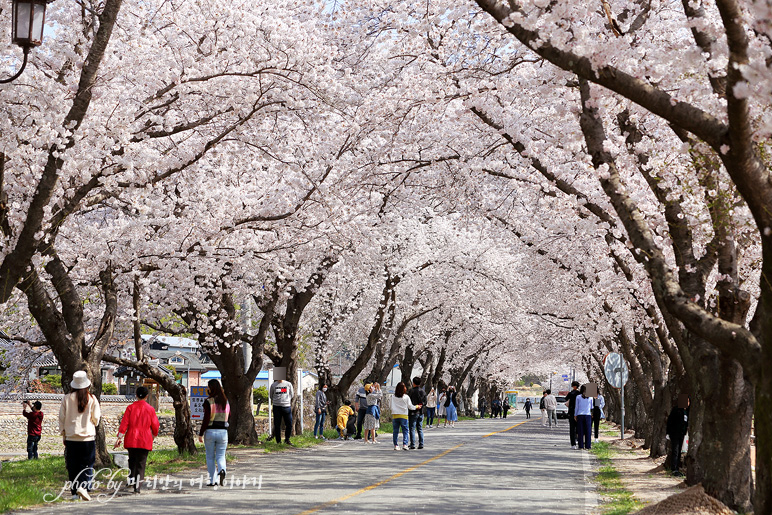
left=268, top=368, right=273, bottom=432
left=617, top=367, right=625, bottom=440
left=299, top=368, right=304, bottom=433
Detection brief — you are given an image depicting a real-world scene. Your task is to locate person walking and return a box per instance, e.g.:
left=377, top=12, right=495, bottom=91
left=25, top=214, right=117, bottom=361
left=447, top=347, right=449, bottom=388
left=524, top=398, right=532, bottom=419
left=354, top=384, right=369, bottom=440
left=575, top=385, right=593, bottom=450
left=491, top=398, right=501, bottom=418
left=444, top=386, right=458, bottom=428
left=666, top=398, right=689, bottom=477
left=336, top=400, right=355, bottom=440
left=363, top=383, right=382, bottom=444
left=314, top=384, right=329, bottom=440
left=391, top=382, right=420, bottom=450
left=479, top=396, right=487, bottom=419
left=198, top=379, right=230, bottom=486
left=502, top=397, right=510, bottom=419
left=539, top=391, right=547, bottom=426
left=22, top=400, right=43, bottom=459
left=408, top=377, right=427, bottom=449
left=114, top=386, right=159, bottom=493
left=436, top=388, right=447, bottom=428
left=269, top=375, right=294, bottom=445
left=565, top=381, right=581, bottom=449
left=425, top=387, right=437, bottom=428
left=592, top=392, right=605, bottom=443
left=59, top=370, right=101, bottom=501
left=544, top=389, right=558, bottom=428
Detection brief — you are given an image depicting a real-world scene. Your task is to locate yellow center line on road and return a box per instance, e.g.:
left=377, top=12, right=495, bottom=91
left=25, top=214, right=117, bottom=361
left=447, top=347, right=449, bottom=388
left=297, top=418, right=535, bottom=515
left=482, top=418, right=533, bottom=438
left=297, top=443, right=464, bottom=515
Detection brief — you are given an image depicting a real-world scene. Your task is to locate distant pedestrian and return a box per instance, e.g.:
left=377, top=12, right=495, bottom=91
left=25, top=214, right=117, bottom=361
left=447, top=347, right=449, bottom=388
left=524, top=398, right=532, bottom=419
left=336, top=400, right=355, bottom=440
left=437, top=388, right=447, bottom=427
left=666, top=398, right=689, bottom=476
left=544, top=389, right=557, bottom=428
left=59, top=370, right=101, bottom=501
left=22, top=400, right=43, bottom=459
left=199, top=379, right=230, bottom=486
left=502, top=398, right=510, bottom=419
left=592, top=392, right=605, bottom=443
left=363, top=383, right=382, bottom=444
left=408, top=377, right=427, bottom=449
left=115, top=386, right=159, bottom=493
left=354, top=384, right=369, bottom=440
left=540, top=392, right=547, bottom=426
left=270, top=375, right=294, bottom=445
left=391, top=382, right=420, bottom=450
left=479, top=397, right=487, bottom=419
left=314, top=384, right=329, bottom=440
left=575, top=385, right=593, bottom=450
left=425, top=387, right=437, bottom=428
left=491, top=398, right=501, bottom=418
left=444, top=386, right=458, bottom=427
left=565, top=381, right=581, bottom=449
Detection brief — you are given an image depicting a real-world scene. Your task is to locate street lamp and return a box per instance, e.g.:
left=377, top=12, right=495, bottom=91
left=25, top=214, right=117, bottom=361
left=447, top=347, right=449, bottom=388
left=1, top=0, right=48, bottom=83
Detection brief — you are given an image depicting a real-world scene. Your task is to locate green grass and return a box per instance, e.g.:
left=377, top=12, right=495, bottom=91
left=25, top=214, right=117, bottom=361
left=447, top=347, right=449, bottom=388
left=590, top=441, right=645, bottom=515
left=0, top=446, right=222, bottom=513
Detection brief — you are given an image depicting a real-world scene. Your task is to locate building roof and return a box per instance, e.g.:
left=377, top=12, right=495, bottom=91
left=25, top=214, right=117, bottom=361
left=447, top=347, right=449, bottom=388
left=142, top=334, right=199, bottom=349
left=145, top=350, right=214, bottom=372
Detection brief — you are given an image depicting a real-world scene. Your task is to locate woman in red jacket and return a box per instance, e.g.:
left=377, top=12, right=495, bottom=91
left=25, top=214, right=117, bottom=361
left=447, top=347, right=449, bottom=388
left=114, top=386, right=160, bottom=493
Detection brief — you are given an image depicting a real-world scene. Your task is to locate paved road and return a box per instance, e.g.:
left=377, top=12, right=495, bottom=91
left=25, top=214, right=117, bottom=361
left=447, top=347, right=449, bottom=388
left=23, top=413, right=597, bottom=514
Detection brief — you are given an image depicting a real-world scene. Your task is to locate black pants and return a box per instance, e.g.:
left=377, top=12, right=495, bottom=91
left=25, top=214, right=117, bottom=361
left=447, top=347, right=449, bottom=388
left=568, top=415, right=578, bottom=446
left=670, top=435, right=685, bottom=472
left=273, top=405, right=293, bottom=443
left=65, top=440, right=96, bottom=495
left=27, top=435, right=40, bottom=459
left=592, top=407, right=601, bottom=438
left=127, top=448, right=149, bottom=492
left=503, top=408, right=509, bottom=418
left=525, top=409, right=531, bottom=419
left=355, top=409, right=367, bottom=438
left=480, top=408, right=486, bottom=418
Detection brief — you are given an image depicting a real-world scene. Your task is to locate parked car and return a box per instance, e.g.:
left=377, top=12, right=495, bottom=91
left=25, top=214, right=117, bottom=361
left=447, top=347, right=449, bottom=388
left=555, top=396, right=569, bottom=419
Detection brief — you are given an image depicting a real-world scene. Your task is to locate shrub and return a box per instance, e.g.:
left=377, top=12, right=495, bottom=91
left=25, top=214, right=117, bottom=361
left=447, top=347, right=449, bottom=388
left=253, top=386, right=269, bottom=413
left=41, top=374, right=63, bottom=392
left=102, top=382, right=118, bottom=395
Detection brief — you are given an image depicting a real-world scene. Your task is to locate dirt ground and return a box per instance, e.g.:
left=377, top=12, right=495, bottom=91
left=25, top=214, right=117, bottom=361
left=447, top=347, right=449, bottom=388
left=599, top=425, right=756, bottom=512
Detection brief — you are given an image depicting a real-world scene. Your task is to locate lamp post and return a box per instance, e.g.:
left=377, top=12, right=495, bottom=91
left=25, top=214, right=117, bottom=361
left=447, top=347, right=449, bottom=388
left=1, top=0, right=48, bottom=83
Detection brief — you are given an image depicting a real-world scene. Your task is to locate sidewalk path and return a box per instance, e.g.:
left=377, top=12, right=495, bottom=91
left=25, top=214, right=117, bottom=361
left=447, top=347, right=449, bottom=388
left=21, top=414, right=597, bottom=515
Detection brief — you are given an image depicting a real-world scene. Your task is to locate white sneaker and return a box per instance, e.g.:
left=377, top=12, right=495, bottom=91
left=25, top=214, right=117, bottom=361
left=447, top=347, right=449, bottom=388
left=572, top=445, right=578, bottom=450
left=394, top=445, right=400, bottom=451
left=594, top=438, right=599, bottom=443
left=76, top=487, right=91, bottom=501
left=402, top=445, right=409, bottom=451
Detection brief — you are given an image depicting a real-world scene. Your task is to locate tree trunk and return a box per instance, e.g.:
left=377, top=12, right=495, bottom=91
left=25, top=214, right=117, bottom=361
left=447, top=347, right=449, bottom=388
left=685, top=344, right=754, bottom=512
left=223, top=377, right=259, bottom=445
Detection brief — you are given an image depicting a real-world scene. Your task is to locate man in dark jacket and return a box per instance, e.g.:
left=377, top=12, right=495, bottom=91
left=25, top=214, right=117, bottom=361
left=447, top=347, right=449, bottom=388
left=666, top=397, right=690, bottom=476
left=408, top=377, right=428, bottom=449
left=354, top=385, right=368, bottom=439
left=479, top=397, right=487, bottom=419
left=565, top=381, right=580, bottom=449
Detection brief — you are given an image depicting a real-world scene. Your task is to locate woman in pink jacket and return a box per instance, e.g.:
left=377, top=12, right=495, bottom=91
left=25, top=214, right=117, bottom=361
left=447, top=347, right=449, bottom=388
left=115, top=386, right=160, bottom=493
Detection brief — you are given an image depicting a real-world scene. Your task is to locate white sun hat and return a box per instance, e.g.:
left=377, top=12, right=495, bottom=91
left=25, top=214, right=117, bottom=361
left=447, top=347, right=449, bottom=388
left=70, top=370, right=91, bottom=390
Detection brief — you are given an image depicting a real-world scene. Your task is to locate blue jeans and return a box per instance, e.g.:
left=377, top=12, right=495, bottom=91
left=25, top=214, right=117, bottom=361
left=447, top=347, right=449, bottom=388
left=392, top=418, right=409, bottom=446
left=27, top=435, right=40, bottom=459
left=576, top=415, right=592, bottom=449
left=426, top=407, right=436, bottom=426
left=204, top=429, right=228, bottom=484
left=314, top=411, right=326, bottom=437
left=408, top=412, right=424, bottom=446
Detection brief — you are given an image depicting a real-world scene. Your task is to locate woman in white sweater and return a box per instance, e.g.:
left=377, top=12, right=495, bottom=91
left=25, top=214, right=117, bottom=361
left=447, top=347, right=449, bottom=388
left=59, top=371, right=101, bottom=501
left=390, top=382, right=421, bottom=451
